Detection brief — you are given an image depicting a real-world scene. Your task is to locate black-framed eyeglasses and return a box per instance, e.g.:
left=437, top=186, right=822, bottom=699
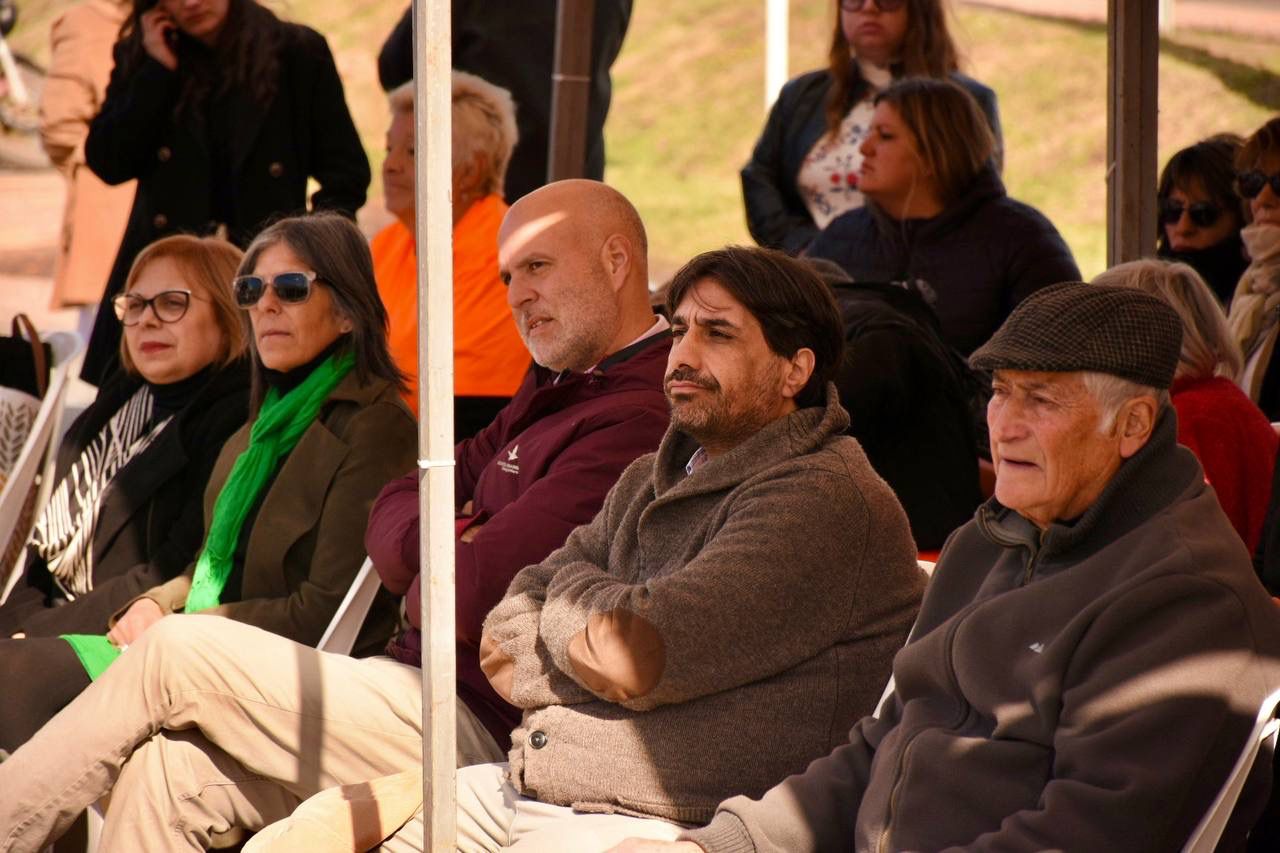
left=112, top=289, right=193, bottom=326
left=1159, top=199, right=1222, bottom=228
left=233, top=271, right=319, bottom=308
left=1236, top=170, right=1280, bottom=200
left=839, top=0, right=905, bottom=11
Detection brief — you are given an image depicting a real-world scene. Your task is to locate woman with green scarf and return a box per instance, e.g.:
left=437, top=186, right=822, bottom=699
left=3, top=212, right=416, bottom=748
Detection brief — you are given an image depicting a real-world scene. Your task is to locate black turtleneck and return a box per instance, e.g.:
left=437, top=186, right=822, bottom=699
left=1157, top=233, right=1248, bottom=309
left=149, top=365, right=213, bottom=418
left=262, top=337, right=348, bottom=397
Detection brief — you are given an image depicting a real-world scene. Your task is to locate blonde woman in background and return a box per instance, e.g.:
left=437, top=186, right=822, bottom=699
left=370, top=71, right=530, bottom=438
left=1094, top=258, right=1276, bottom=552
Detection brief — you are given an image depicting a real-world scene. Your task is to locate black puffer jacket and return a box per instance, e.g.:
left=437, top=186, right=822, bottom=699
left=832, top=281, right=981, bottom=550
left=809, top=166, right=1080, bottom=355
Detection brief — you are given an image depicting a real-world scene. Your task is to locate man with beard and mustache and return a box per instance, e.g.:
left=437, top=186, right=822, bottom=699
left=242, top=244, right=925, bottom=851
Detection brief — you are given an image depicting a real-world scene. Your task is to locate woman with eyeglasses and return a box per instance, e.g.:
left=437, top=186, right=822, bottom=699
left=742, top=0, right=1001, bottom=255
left=76, top=0, right=370, bottom=388
left=807, top=77, right=1078, bottom=356
left=1227, top=117, right=1280, bottom=420
left=0, top=214, right=414, bottom=752
left=1155, top=135, right=1248, bottom=308
left=0, top=233, right=251, bottom=750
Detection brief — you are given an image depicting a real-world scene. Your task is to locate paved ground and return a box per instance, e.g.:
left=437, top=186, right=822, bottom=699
left=961, top=0, right=1280, bottom=40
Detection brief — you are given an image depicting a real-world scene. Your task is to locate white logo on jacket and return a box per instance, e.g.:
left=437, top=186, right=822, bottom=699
left=498, top=444, right=520, bottom=476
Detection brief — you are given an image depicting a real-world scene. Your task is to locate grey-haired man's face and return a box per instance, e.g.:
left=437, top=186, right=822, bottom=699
left=987, top=369, right=1126, bottom=529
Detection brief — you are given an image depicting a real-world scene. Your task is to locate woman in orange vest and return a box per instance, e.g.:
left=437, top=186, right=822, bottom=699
left=371, top=72, right=530, bottom=439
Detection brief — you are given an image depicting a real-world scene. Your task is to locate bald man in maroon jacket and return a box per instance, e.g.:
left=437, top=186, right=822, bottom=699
left=368, top=179, right=671, bottom=751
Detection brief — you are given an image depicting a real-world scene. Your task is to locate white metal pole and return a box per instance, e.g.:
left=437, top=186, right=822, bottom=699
left=411, top=0, right=457, bottom=848
left=765, top=0, right=789, bottom=110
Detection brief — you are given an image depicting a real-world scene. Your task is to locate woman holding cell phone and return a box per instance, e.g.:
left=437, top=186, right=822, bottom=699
left=77, top=0, right=370, bottom=387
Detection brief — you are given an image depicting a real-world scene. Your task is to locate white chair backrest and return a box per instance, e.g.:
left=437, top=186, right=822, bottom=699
left=1182, top=687, right=1280, bottom=853
left=316, top=556, right=381, bottom=655
left=0, top=331, right=82, bottom=603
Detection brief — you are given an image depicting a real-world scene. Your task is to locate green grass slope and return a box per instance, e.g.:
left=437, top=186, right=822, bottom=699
left=11, top=1, right=1278, bottom=280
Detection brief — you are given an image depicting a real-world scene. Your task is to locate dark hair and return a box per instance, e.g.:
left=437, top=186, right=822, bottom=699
left=1156, top=134, right=1245, bottom=250
left=664, top=246, right=845, bottom=409
left=825, top=0, right=960, bottom=138
left=874, top=77, right=993, bottom=206
left=116, top=0, right=283, bottom=121
left=238, top=212, right=405, bottom=410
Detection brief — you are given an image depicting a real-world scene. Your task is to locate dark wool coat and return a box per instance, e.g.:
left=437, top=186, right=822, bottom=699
left=366, top=333, right=672, bottom=748
left=377, top=0, right=632, bottom=204
left=742, top=67, right=1001, bottom=255
left=809, top=165, right=1081, bottom=355
left=0, top=360, right=250, bottom=638
left=689, top=410, right=1280, bottom=852
left=80, top=20, right=370, bottom=384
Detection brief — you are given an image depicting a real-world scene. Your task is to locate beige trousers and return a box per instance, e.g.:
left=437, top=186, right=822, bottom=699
left=0, top=615, right=504, bottom=853
left=250, top=763, right=685, bottom=852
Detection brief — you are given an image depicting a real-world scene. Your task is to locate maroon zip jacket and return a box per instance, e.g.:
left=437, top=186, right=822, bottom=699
left=364, top=331, right=671, bottom=748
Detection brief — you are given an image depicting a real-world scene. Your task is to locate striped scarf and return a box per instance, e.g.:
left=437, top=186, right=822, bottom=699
left=30, top=387, right=171, bottom=597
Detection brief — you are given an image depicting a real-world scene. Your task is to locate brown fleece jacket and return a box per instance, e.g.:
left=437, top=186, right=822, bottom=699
left=479, top=383, right=924, bottom=823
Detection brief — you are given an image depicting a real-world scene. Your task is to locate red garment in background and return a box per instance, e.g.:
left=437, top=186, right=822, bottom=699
left=370, top=194, right=530, bottom=414
left=1172, top=375, right=1277, bottom=553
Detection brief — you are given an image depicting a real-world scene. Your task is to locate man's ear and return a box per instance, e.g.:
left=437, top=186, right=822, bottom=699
left=1117, top=395, right=1159, bottom=459
left=781, top=348, right=817, bottom=401
left=599, top=233, right=631, bottom=291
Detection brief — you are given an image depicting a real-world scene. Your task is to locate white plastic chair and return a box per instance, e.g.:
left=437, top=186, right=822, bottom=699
left=0, top=331, right=82, bottom=603
left=316, top=556, right=382, bottom=655
left=1182, top=688, right=1280, bottom=853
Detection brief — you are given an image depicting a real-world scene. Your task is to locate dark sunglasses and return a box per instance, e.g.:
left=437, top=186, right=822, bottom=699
left=233, top=271, right=319, bottom=308
left=1159, top=199, right=1222, bottom=228
left=112, top=289, right=193, bottom=326
left=1236, top=170, right=1280, bottom=200
left=839, top=0, right=905, bottom=11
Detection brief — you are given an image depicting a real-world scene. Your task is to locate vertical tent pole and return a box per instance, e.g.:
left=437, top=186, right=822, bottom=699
left=765, top=0, right=789, bottom=110
left=547, top=0, right=596, bottom=181
left=1106, top=0, right=1159, bottom=266
left=412, top=0, right=456, bottom=847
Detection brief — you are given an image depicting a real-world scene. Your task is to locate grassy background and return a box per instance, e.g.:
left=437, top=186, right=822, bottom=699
left=10, top=1, right=1279, bottom=279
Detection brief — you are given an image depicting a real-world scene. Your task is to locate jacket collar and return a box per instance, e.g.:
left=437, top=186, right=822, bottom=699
left=976, top=406, right=1203, bottom=563
left=500, top=330, right=671, bottom=441
left=652, top=381, right=851, bottom=499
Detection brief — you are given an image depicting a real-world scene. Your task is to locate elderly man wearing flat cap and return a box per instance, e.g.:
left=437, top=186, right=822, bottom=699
left=622, top=281, right=1280, bottom=853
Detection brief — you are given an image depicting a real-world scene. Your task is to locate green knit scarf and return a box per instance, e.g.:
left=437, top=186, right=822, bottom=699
left=63, top=350, right=355, bottom=680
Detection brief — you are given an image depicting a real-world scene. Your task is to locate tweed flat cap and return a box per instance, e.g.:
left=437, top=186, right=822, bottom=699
left=969, top=282, right=1183, bottom=389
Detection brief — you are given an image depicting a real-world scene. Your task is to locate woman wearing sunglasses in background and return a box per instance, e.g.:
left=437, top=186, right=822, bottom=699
left=76, top=0, right=370, bottom=387
left=1228, top=117, right=1280, bottom=420
left=1155, top=134, right=1248, bottom=308
left=0, top=234, right=250, bottom=751
left=742, top=0, right=1001, bottom=255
